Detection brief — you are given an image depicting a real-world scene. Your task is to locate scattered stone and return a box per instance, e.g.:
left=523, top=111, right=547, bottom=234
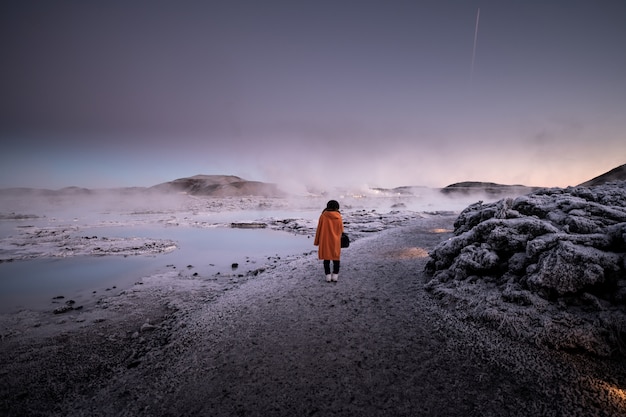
left=140, top=323, right=157, bottom=332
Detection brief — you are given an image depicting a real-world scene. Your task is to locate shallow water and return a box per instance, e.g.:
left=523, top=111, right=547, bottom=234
left=0, top=256, right=156, bottom=313
left=0, top=225, right=313, bottom=313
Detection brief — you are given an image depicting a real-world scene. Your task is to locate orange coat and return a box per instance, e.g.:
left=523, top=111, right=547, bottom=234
left=314, top=209, right=344, bottom=260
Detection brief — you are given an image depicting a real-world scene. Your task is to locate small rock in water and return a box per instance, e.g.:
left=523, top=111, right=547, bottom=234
left=53, top=305, right=73, bottom=314
left=231, top=222, right=267, bottom=229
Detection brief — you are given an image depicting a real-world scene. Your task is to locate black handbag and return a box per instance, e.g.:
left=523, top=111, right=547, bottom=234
left=341, top=233, right=350, bottom=248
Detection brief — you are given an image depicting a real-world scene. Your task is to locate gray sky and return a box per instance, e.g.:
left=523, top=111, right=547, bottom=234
left=1, top=0, right=625, bottom=190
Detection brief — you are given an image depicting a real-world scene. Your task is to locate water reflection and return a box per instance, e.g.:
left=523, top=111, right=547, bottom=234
left=0, top=226, right=312, bottom=313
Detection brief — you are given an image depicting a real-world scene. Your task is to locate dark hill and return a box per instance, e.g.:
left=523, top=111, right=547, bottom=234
left=150, top=175, right=286, bottom=197
left=577, top=163, right=626, bottom=187
left=440, top=182, right=540, bottom=197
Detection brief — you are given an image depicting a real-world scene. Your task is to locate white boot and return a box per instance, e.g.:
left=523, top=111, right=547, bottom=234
left=326, top=274, right=332, bottom=282
left=331, top=274, right=338, bottom=282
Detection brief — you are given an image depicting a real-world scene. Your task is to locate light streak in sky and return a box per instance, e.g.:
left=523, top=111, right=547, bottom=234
left=470, top=8, right=480, bottom=86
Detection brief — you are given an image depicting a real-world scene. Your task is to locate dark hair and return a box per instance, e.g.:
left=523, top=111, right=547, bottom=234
left=326, top=200, right=340, bottom=211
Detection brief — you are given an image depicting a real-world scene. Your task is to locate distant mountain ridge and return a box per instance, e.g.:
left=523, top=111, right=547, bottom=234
left=1, top=164, right=624, bottom=197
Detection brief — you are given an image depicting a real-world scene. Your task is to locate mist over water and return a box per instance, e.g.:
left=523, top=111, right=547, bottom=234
left=0, top=186, right=508, bottom=313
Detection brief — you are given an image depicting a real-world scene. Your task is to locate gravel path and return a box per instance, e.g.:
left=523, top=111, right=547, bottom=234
left=2, top=215, right=625, bottom=416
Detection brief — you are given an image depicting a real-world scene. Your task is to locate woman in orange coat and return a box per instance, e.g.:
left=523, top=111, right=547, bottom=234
left=314, top=200, right=344, bottom=282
